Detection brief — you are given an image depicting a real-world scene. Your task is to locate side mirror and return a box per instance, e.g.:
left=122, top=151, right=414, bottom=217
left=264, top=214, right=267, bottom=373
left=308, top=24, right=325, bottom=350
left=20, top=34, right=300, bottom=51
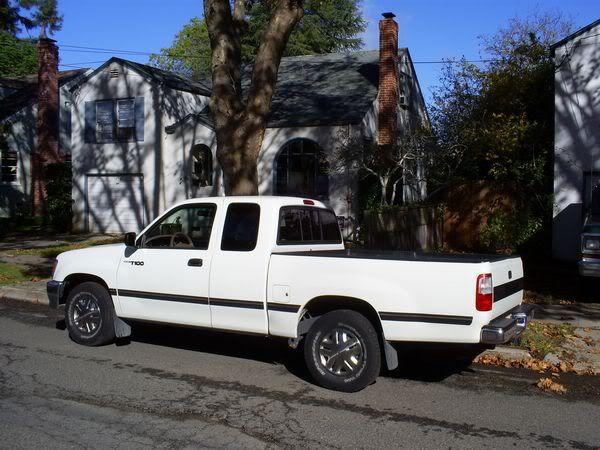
left=123, top=232, right=137, bottom=247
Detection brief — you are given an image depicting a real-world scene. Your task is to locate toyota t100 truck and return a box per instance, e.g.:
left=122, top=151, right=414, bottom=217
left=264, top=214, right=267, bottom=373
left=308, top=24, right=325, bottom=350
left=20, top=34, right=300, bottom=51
left=48, top=196, right=533, bottom=392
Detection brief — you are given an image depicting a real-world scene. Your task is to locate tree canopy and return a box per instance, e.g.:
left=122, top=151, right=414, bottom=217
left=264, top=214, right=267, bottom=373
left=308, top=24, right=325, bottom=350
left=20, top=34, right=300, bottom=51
left=430, top=11, right=573, bottom=251
left=0, top=0, right=62, bottom=76
left=0, top=32, right=37, bottom=76
left=149, top=0, right=366, bottom=79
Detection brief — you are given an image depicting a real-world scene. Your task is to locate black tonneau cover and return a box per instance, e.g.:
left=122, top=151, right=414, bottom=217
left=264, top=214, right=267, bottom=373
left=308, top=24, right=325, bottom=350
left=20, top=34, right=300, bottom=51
left=275, top=249, right=520, bottom=264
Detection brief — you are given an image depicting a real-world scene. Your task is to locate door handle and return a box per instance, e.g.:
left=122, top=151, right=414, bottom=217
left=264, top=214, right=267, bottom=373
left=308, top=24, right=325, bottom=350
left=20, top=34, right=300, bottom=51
left=187, top=258, right=203, bottom=267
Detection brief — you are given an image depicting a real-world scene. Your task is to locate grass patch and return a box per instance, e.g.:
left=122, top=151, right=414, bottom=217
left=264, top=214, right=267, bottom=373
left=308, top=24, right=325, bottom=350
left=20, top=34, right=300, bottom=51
left=0, top=262, right=30, bottom=285
left=8, top=237, right=121, bottom=259
left=513, top=321, right=575, bottom=358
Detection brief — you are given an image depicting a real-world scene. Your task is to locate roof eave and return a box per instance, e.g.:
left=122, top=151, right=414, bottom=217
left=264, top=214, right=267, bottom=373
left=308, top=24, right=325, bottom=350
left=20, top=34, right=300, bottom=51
left=550, top=18, right=600, bottom=50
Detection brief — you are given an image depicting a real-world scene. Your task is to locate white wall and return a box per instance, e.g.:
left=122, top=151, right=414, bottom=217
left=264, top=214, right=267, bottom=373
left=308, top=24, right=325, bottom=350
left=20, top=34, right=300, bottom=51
left=0, top=103, right=35, bottom=217
left=553, top=22, right=600, bottom=260
left=259, top=124, right=357, bottom=221
left=70, top=60, right=208, bottom=231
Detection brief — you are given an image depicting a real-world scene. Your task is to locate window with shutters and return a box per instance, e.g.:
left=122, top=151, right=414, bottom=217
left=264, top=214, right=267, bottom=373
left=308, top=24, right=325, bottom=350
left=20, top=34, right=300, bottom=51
left=0, top=149, right=18, bottom=183
left=89, top=97, right=144, bottom=143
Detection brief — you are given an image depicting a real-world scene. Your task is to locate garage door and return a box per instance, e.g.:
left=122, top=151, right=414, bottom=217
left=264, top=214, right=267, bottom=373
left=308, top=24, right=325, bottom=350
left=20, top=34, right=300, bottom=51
left=86, top=174, right=145, bottom=233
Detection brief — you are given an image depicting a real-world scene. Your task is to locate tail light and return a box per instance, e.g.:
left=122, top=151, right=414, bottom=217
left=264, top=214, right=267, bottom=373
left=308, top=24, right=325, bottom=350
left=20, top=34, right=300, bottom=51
left=476, top=273, right=493, bottom=311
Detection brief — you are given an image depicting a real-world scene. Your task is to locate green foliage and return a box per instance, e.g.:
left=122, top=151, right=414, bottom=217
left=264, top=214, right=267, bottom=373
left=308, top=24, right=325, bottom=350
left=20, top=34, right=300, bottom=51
left=243, top=0, right=365, bottom=59
left=149, top=0, right=366, bottom=79
left=515, top=321, right=574, bottom=359
left=0, top=262, right=29, bottom=285
left=149, top=17, right=211, bottom=79
left=430, top=11, right=573, bottom=253
left=45, top=162, right=71, bottom=232
left=479, top=209, right=542, bottom=253
left=0, top=31, right=37, bottom=76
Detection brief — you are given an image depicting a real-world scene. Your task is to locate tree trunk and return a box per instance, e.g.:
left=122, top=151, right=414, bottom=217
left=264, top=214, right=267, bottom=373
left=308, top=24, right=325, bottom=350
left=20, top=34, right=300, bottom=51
left=380, top=175, right=389, bottom=206
left=205, top=0, right=304, bottom=195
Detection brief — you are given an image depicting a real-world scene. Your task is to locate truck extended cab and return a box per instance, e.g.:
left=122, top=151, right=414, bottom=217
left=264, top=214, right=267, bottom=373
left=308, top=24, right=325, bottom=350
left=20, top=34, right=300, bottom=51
left=48, top=196, right=533, bottom=392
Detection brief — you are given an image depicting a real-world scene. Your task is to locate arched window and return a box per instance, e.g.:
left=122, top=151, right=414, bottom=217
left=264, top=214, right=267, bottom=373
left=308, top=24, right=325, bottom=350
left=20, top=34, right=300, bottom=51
left=191, top=144, right=212, bottom=187
left=275, top=139, right=329, bottom=200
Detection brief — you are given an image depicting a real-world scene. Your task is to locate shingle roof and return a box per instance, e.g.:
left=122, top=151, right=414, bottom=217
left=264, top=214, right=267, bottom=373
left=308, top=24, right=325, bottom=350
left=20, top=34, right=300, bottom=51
left=166, top=49, right=401, bottom=132
left=76, top=49, right=411, bottom=132
left=0, top=69, right=87, bottom=121
left=257, top=50, right=382, bottom=127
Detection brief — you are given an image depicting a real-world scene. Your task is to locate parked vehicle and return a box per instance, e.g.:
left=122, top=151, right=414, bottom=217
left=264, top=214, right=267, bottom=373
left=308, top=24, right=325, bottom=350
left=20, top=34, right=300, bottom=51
left=48, top=196, right=533, bottom=392
left=579, top=214, right=600, bottom=277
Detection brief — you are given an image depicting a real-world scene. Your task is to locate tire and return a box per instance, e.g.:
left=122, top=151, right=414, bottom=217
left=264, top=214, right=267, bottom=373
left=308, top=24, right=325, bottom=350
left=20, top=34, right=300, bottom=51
left=65, top=282, right=116, bottom=346
left=304, top=309, right=381, bottom=392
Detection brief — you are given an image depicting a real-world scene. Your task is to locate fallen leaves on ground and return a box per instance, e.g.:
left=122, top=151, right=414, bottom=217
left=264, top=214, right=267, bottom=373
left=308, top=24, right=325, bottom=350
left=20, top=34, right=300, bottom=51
left=536, top=377, right=567, bottom=394
left=474, top=353, right=597, bottom=375
left=522, top=290, right=576, bottom=305
left=474, top=353, right=573, bottom=373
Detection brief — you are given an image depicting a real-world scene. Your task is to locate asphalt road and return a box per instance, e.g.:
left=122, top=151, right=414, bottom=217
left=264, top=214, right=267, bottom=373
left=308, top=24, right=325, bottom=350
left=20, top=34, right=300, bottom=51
left=1, top=299, right=599, bottom=449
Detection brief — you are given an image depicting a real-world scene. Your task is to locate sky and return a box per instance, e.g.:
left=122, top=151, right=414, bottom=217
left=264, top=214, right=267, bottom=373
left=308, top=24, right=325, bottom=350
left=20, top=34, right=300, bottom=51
left=27, top=0, right=599, bottom=103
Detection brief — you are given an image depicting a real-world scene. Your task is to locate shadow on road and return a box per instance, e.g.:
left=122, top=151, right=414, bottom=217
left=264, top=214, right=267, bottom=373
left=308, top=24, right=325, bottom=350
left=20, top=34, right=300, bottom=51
left=111, top=320, right=483, bottom=386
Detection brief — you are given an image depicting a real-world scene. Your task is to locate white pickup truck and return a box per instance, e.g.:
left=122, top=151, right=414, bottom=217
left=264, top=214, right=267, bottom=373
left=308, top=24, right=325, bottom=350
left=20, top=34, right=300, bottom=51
left=48, top=196, right=533, bottom=392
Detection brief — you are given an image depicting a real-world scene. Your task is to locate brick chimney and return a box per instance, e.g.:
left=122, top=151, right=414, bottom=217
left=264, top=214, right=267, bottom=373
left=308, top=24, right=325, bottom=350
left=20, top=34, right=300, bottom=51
left=32, top=37, right=61, bottom=216
left=378, top=12, right=399, bottom=150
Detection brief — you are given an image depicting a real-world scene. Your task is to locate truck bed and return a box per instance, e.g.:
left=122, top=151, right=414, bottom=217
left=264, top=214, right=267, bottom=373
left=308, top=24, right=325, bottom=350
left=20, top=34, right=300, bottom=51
left=276, top=249, right=520, bottom=264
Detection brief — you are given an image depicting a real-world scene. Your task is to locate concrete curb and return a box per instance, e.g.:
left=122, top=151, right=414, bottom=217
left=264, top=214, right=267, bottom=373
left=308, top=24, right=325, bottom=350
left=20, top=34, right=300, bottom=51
left=481, top=347, right=532, bottom=360
left=0, top=281, right=49, bottom=306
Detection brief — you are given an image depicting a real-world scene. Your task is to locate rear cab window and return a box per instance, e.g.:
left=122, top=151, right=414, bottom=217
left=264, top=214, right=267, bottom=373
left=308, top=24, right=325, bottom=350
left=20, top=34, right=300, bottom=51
left=278, top=206, right=342, bottom=245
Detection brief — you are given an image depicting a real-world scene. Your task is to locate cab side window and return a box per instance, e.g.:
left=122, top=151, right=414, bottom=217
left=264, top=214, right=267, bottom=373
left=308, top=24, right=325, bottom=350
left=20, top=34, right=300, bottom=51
left=221, top=203, right=261, bottom=251
left=142, top=204, right=216, bottom=249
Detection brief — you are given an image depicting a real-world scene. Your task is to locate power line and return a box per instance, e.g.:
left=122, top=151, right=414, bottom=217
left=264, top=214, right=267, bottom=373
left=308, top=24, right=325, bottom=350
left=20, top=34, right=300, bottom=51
left=11, top=38, right=596, bottom=69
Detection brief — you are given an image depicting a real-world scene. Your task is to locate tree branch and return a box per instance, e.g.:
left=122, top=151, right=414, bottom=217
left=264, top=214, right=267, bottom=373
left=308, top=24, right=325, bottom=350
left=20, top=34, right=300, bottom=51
left=204, top=0, right=243, bottom=129
left=244, top=0, right=304, bottom=131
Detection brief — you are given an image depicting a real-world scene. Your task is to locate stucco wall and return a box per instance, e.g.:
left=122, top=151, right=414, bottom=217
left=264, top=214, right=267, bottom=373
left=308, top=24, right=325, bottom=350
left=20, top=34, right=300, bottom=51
left=553, top=23, right=600, bottom=261
left=259, top=124, right=357, bottom=221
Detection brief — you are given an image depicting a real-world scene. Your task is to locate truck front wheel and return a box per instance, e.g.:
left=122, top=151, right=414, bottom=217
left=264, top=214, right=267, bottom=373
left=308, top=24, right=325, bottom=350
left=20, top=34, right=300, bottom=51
left=303, top=310, right=381, bottom=392
left=65, top=282, right=116, bottom=346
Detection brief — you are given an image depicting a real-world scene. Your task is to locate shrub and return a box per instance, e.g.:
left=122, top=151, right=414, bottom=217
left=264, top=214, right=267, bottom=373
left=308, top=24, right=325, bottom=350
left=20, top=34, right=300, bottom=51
left=45, top=162, right=72, bottom=232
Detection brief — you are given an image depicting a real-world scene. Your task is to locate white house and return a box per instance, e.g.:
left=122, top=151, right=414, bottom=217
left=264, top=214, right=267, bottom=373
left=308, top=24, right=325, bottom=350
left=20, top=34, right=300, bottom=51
left=0, top=67, right=87, bottom=218
left=68, top=13, right=429, bottom=233
left=552, top=18, right=600, bottom=261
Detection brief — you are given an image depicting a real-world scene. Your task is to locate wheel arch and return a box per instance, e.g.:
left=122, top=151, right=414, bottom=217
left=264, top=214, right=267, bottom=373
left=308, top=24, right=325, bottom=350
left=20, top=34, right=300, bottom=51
left=61, top=273, right=113, bottom=307
left=300, top=295, right=384, bottom=337
left=299, top=295, right=398, bottom=371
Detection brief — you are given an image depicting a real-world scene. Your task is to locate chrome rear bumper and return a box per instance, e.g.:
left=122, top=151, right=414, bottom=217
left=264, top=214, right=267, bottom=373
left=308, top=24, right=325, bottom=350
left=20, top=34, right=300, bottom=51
left=480, top=304, right=535, bottom=345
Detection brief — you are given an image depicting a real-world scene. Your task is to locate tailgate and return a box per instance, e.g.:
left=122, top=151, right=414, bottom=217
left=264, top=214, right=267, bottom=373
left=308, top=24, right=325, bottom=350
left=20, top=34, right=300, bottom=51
left=490, top=257, right=524, bottom=317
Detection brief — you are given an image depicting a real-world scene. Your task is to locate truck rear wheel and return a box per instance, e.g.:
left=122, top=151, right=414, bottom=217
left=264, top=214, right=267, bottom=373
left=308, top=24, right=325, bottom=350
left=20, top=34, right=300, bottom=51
left=303, top=309, right=381, bottom=392
left=65, top=282, right=116, bottom=346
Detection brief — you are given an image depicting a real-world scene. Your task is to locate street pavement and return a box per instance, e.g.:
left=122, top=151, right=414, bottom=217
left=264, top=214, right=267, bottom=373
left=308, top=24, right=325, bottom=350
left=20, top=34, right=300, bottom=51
left=0, top=299, right=599, bottom=449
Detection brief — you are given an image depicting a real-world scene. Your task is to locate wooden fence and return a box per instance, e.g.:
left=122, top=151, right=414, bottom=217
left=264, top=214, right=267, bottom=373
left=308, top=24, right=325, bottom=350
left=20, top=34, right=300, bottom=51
left=363, top=206, right=442, bottom=251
